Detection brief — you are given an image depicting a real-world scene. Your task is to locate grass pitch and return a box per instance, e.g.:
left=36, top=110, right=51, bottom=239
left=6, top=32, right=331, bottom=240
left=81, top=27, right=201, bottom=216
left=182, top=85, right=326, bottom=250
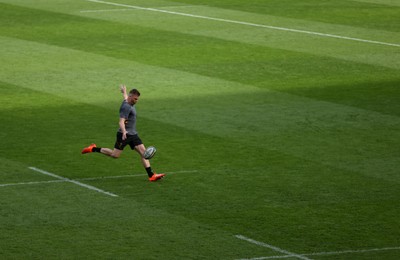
left=1, top=0, right=400, bottom=259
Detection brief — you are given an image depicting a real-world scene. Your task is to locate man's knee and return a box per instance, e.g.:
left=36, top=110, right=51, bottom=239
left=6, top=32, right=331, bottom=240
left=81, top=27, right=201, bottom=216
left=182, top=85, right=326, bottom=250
left=110, top=150, right=122, bottom=158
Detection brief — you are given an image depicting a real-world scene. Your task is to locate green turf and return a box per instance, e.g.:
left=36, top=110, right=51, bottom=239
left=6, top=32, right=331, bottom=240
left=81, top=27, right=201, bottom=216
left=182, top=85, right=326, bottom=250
left=1, top=0, right=399, bottom=259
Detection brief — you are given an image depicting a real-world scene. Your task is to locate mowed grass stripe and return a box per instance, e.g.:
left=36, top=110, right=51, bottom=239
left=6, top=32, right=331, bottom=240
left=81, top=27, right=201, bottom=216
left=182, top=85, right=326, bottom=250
left=352, top=0, right=400, bottom=7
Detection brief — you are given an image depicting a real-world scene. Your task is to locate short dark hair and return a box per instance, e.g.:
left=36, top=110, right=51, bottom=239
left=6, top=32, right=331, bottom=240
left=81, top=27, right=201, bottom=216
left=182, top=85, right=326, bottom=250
left=129, top=89, right=140, bottom=96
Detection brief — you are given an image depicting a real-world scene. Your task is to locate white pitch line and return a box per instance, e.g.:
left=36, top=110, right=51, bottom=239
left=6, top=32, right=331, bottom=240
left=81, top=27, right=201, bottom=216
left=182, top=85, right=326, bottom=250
left=306, top=246, right=400, bottom=257
left=77, top=173, right=148, bottom=181
left=162, top=5, right=206, bottom=9
left=0, top=170, right=198, bottom=188
left=0, top=179, right=65, bottom=187
left=238, top=246, right=400, bottom=259
left=237, top=255, right=293, bottom=260
left=80, top=8, right=135, bottom=13
left=29, top=167, right=118, bottom=197
left=85, top=0, right=400, bottom=48
left=77, top=170, right=198, bottom=181
left=235, top=235, right=311, bottom=260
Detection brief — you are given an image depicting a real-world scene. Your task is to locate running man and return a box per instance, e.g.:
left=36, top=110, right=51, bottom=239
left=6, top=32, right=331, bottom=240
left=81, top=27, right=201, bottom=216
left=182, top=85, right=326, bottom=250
left=81, top=85, right=165, bottom=182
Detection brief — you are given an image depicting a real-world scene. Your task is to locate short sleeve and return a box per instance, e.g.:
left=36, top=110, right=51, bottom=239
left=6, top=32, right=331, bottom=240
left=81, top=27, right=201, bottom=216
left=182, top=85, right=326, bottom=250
left=119, top=101, right=130, bottom=119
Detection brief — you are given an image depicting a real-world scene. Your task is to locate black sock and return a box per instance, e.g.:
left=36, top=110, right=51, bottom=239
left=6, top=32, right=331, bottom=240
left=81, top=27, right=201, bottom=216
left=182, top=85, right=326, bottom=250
left=93, top=147, right=101, bottom=153
left=146, top=167, right=153, bottom=177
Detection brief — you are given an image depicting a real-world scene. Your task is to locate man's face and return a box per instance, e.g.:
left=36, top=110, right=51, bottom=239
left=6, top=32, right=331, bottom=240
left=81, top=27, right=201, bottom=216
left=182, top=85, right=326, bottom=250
left=129, top=94, right=139, bottom=105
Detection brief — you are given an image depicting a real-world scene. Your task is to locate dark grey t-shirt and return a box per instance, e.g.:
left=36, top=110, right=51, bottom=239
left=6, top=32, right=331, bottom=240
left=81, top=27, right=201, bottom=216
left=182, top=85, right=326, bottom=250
left=119, top=100, right=137, bottom=135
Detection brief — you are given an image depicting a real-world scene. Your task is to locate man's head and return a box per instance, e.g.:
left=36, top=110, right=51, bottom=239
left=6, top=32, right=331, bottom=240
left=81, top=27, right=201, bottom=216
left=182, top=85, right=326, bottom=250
left=128, top=89, right=140, bottom=105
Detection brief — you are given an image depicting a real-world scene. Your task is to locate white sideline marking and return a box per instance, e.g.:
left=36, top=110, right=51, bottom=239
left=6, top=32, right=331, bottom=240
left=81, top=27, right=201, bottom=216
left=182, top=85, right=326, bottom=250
left=80, top=8, right=134, bottom=13
left=85, top=0, right=400, bottom=48
left=162, top=5, right=206, bottom=9
left=0, top=170, right=198, bottom=188
left=306, top=246, right=400, bottom=257
left=77, top=170, right=198, bottom=181
left=237, top=242, right=400, bottom=260
left=80, top=5, right=202, bottom=12
left=235, top=235, right=311, bottom=260
left=0, top=179, right=65, bottom=187
left=29, top=167, right=118, bottom=197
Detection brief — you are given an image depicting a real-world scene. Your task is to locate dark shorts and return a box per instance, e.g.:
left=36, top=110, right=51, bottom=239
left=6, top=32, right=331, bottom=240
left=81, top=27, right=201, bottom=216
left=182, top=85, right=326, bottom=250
left=114, top=132, right=143, bottom=150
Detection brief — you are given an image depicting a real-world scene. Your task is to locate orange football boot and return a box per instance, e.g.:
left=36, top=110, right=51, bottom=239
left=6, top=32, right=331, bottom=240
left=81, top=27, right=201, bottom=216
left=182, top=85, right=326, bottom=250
left=81, top=143, right=97, bottom=154
left=149, top=173, right=165, bottom=182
